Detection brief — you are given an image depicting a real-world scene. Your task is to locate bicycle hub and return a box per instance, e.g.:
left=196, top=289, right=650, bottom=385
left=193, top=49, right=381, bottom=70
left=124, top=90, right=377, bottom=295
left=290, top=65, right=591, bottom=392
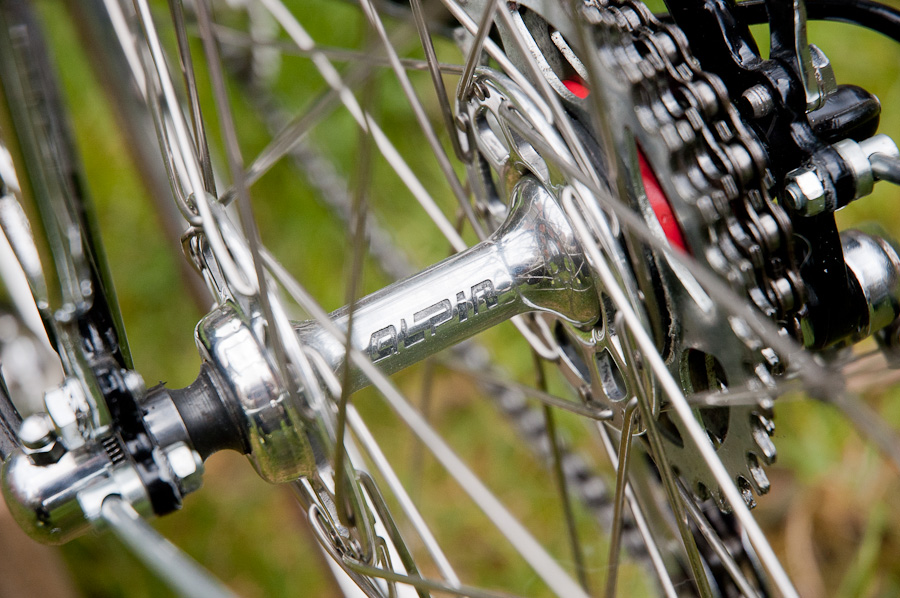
left=193, top=175, right=600, bottom=482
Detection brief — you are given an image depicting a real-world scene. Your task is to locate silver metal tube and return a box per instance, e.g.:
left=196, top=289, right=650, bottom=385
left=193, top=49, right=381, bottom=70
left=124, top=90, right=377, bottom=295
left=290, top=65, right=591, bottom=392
left=100, top=496, right=237, bottom=598
left=295, top=176, right=599, bottom=393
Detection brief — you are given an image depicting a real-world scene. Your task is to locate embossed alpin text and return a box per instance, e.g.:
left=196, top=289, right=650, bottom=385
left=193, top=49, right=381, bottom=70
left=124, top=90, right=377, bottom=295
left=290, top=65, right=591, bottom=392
left=367, top=279, right=498, bottom=361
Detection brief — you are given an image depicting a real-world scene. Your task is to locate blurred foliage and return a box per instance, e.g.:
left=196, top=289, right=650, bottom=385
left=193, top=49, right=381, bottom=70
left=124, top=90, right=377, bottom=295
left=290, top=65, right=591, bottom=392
left=11, top=0, right=900, bottom=597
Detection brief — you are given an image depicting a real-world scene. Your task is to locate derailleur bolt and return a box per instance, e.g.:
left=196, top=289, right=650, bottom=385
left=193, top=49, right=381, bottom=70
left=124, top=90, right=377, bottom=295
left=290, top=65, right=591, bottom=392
left=740, top=84, right=774, bottom=120
left=784, top=167, right=826, bottom=216
left=18, top=413, right=65, bottom=465
left=163, top=441, right=203, bottom=495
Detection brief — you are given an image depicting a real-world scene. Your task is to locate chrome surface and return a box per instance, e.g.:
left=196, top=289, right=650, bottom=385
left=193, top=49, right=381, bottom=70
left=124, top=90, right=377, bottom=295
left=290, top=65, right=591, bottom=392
left=841, top=230, right=900, bottom=340
left=198, top=174, right=598, bottom=481
left=18, top=413, right=64, bottom=465
left=779, top=0, right=825, bottom=112
left=196, top=303, right=324, bottom=483
left=459, top=11, right=785, bottom=514
left=295, top=176, right=598, bottom=395
left=1, top=439, right=146, bottom=543
left=834, top=138, right=878, bottom=200
left=6, top=1, right=900, bottom=596
left=43, top=378, right=93, bottom=451
left=143, top=390, right=193, bottom=451
left=861, top=134, right=900, bottom=162
left=872, top=152, right=900, bottom=186
left=2, top=367, right=206, bottom=543
left=808, top=44, right=837, bottom=104
left=833, top=134, right=900, bottom=201
left=162, top=442, right=203, bottom=496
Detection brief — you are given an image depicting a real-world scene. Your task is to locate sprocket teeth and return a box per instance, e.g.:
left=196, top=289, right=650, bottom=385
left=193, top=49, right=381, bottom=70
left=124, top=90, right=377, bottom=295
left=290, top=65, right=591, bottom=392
left=737, top=477, right=757, bottom=509
left=746, top=454, right=770, bottom=495
left=710, top=487, right=729, bottom=512
left=751, top=416, right=777, bottom=464
left=755, top=410, right=776, bottom=434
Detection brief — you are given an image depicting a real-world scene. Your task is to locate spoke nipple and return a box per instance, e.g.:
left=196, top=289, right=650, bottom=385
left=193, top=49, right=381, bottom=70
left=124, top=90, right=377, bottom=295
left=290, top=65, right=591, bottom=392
left=577, top=384, right=593, bottom=404
left=455, top=112, right=469, bottom=132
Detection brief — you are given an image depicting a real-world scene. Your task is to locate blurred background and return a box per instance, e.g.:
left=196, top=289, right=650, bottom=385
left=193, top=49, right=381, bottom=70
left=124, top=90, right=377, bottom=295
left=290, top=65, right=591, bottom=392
left=3, top=0, right=900, bottom=596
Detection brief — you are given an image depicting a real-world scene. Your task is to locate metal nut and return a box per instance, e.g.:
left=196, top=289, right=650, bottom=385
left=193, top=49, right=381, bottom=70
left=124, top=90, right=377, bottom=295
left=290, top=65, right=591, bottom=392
left=18, top=413, right=65, bottom=465
left=163, top=441, right=204, bottom=494
left=784, top=168, right=826, bottom=216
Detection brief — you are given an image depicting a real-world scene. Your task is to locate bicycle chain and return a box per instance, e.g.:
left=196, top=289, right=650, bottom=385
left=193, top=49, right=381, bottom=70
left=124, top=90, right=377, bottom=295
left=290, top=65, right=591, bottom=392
left=218, top=0, right=788, bottom=588
left=502, top=0, right=810, bottom=506
left=581, top=0, right=806, bottom=347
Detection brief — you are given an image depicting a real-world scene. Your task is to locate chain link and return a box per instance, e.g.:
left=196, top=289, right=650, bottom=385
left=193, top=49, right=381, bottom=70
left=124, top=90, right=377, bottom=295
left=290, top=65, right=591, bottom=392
left=584, top=0, right=807, bottom=348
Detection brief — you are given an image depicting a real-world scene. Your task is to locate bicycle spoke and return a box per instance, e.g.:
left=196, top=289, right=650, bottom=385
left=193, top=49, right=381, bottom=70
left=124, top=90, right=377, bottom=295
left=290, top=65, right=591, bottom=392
left=233, top=78, right=414, bottom=281
left=347, top=406, right=461, bottom=588
left=827, top=390, right=900, bottom=469
left=594, top=424, right=681, bottom=598
left=311, top=507, right=520, bottom=598
left=677, top=481, right=764, bottom=598
left=506, top=113, right=854, bottom=417
left=562, top=190, right=799, bottom=598
left=262, top=251, right=590, bottom=598
left=492, top=4, right=599, bottom=186
left=408, top=0, right=469, bottom=164
left=334, top=62, right=375, bottom=529
left=134, top=0, right=261, bottom=299
left=18, top=2, right=900, bottom=597
left=168, top=0, right=216, bottom=194
left=357, top=0, right=476, bottom=236
left=442, top=362, right=613, bottom=420
left=605, top=397, right=638, bottom=598
left=535, top=353, right=590, bottom=592
left=408, top=358, right=436, bottom=503
left=434, top=0, right=549, bottom=115
left=100, top=496, right=237, bottom=598
left=457, top=0, right=496, bottom=107
left=213, top=24, right=464, bottom=74
left=221, top=25, right=420, bottom=205
left=259, top=0, right=466, bottom=252
left=132, top=0, right=207, bottom=201
left=193, top=0, right=299, bottom=389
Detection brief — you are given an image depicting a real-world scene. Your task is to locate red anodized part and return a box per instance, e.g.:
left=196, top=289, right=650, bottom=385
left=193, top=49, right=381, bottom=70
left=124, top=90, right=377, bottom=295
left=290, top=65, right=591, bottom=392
left=563, top=77, right=590, bottom=99
left=563, top=77, right=687, bottom=252
left=638, top=151, right=688, bottom=253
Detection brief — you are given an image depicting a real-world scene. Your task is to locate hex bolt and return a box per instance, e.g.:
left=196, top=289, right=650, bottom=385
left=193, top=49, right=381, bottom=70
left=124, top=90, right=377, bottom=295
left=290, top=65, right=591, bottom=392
left=741, top=84, right=774, bottom=119
left=19, top=413, right=65, bottom=465
left=784, top=167, right=826, bottom=216
left=19, top=413, right=54, bottom=449
left=163, top=441, right=204, bottom=495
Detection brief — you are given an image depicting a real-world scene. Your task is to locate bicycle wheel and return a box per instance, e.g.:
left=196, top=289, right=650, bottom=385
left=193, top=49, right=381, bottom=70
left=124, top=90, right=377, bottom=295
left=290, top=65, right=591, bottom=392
left=4, top=0, right=900, bottom=597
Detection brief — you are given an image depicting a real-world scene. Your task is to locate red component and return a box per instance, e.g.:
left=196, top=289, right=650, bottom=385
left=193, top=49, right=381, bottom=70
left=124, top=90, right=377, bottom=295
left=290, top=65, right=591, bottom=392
left=563, top=77, right=590, bottom=99
left=638, top=150, right=688, bottom=253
